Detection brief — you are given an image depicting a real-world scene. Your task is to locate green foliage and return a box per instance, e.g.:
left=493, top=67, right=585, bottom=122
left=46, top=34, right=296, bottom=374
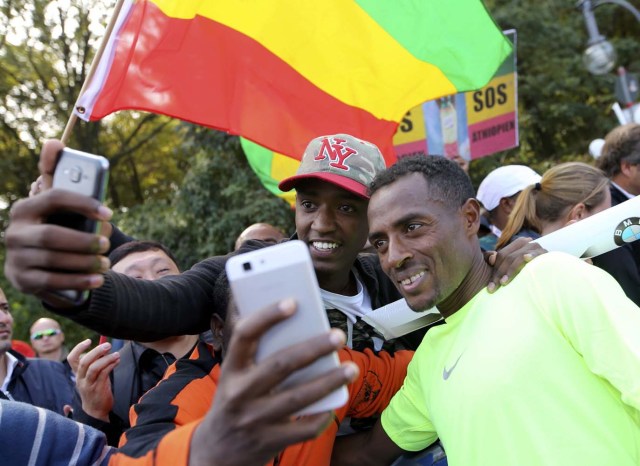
left=0, top=0, right=191, bottom=210
left=2, top=0, right=639, bottom=341
left=116, top=128, right=295, bottom=269
left=0, top=0, right=190, bottom=342
left=469, top=0, right=640, bottom=186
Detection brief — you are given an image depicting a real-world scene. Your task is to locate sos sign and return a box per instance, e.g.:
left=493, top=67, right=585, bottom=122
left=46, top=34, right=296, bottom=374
left=472, top=83, right=508, bottom=112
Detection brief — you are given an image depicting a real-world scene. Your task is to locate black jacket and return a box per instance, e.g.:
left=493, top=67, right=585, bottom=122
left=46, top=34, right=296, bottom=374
left=591, top=185, right=640, bottom=306
left=56, top=236, right=426, bottom=349
left=0, top=350, right=74, bottom=414
left=73, top=341, right=191, bottom=446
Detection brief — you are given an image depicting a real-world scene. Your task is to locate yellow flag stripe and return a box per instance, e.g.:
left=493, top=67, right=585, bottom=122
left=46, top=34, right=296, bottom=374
left=148, top=0, right=456, bottom=121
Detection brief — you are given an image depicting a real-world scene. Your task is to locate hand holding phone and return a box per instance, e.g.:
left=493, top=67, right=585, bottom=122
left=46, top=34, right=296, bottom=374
left=191, top=298, right=357, bottom=466
left=47, top=148, right=110, bottom=305
left=48, top=148, right=109, bottom=234
left=3, top=141, right=112, bottom=306
left=225, top=240, right=349, bottom=416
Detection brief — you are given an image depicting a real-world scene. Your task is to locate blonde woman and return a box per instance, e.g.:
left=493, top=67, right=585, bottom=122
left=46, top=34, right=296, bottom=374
left=497, top=162, right=611, bottom=249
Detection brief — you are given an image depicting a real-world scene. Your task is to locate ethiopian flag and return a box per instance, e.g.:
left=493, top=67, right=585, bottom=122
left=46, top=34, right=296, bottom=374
left=75, top=0, right=511, bottom=163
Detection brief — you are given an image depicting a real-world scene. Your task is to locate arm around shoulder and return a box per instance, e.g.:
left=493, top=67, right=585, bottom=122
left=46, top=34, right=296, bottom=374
left=332, top=420, right=406, bottom=466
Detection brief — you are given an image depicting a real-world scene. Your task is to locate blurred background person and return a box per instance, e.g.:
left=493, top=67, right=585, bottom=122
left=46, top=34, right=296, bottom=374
left=497, top=162, right=610, bottom=248
left=593, top=123, right=640, bottom=306
left=0, top=287, right=73, bottom=414
left=30, top=317, right=67, bottom=363
left=597, top=123, right=640, bottom=202
left=476, top=165, right=541, bottom=250
left=29, top=316, right=73, bottom=381
left=234, top=222, right=287, bottom=250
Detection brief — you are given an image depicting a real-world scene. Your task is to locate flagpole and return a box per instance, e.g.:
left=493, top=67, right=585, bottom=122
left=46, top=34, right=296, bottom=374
left=61, top=0, right=126, bottom=144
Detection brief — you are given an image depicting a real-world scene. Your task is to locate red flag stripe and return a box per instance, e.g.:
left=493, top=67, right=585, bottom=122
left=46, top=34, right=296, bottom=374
left=85, top=0, right=398, bottom=162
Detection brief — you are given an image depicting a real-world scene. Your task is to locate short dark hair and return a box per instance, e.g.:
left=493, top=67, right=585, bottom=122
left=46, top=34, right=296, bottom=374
left=210, top=273, right=230, bottom=322
left=597, top=123, right=640, bottom=177
left=369, top=155, right=475, bottom=209
left=109, top=241, right=180, bottom=270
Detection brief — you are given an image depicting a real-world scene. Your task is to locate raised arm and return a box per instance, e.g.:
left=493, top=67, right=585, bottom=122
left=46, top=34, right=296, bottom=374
left=4, top=142, right=266, bottom=340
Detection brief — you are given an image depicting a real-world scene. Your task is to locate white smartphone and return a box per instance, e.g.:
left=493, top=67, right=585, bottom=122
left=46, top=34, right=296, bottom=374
left=225, top=240, right=349, bottom=416
left=48, top=148, right=110, bottom=306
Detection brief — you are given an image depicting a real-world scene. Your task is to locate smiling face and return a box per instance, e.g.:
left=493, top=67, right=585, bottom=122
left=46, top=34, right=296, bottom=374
left=0, top=289, right=13, bottom=354
left=294, top=179, right=369, bottom=291
left=368, top=173, right=479, bottom=313
left=111, top=249, right=180, bottom=280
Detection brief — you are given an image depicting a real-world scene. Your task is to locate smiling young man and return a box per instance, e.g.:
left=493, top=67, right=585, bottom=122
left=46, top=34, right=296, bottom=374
left=5, top=136, right=538, bottom=353
left=104, top=274, right=410, bottom=466
left=2, top=135, right=409, bottom=354
left=333, top=156, right=640, bottom=466
left=277, top=135, right=409, bottom=352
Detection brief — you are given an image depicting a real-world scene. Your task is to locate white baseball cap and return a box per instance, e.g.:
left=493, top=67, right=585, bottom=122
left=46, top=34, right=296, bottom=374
left=477, top=165, right=541, bottom=211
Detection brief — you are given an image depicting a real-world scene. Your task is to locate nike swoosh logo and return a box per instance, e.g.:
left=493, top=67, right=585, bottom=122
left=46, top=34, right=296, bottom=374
left=442, top=353, right=463, bottom=380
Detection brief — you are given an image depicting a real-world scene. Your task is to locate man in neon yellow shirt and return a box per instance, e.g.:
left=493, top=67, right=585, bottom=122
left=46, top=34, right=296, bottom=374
left=334, top=156, right=640, bottom=466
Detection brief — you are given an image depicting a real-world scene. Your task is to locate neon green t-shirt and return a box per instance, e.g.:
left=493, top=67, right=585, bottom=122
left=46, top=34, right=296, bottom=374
left=381, top=252, right=640, bottom=465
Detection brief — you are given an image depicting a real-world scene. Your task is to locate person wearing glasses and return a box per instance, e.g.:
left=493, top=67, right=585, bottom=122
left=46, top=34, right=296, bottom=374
left=0, top=287, right=74, bottom=414
left=30, top=316, right=73, bottom=381
left=30, top=317, right=67, bottom=361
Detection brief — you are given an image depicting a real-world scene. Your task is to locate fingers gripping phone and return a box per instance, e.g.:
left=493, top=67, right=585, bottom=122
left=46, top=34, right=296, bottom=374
left=48, top=148, right=110, bottom=306
left=225, top=240, right=349, bottom=416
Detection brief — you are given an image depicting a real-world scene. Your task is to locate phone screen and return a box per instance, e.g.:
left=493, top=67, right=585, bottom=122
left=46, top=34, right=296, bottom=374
left=225, top=241, right=349, bottom=415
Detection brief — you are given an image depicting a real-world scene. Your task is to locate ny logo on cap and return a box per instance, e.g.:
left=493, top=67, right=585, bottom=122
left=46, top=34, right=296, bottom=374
left=315, top=137, right=356, bottom=171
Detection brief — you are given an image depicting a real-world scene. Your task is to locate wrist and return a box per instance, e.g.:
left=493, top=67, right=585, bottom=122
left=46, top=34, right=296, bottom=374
left=83, top=406, right=110, bottom=422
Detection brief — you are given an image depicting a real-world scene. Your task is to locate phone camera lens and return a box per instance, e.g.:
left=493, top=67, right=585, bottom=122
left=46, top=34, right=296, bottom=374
left=69, top=166, right=83, bottom=183
left=242, top=262, right=252, bottom=271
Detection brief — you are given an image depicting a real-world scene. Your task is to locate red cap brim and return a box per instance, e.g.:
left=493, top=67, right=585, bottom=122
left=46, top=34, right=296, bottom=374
left=278, top=173, right=369, bottom=199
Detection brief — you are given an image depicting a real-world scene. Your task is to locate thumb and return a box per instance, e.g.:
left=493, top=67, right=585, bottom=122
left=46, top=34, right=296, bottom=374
left=484, top=250, right=497, bottom=266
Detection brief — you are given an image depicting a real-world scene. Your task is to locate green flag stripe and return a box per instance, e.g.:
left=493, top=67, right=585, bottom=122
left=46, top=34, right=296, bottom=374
left=240, top=138, right=282, bottom=196
left=356, top=0, right=511, bottom=90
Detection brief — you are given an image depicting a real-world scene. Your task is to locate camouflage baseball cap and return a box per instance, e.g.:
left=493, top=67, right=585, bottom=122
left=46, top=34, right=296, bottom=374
left=278, top=134, right=386, bottom=199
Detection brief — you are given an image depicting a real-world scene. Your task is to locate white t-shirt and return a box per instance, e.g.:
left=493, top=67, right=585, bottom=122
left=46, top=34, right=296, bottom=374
left=0, top=352, right=19, bottom=399
left=321, top=272, right=382, bottom=350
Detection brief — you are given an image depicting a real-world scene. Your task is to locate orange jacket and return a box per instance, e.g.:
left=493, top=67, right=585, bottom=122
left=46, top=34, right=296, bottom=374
left=109, top=342, right=412, bottom=466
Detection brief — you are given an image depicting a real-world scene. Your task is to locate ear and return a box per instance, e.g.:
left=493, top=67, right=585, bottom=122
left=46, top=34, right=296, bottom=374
left=209, top=314, right=225, bottom=353
left=620, top=160, right=634, bottom=178
left=461, top=198, right=481, bottom=238
left=567, top=203, right=586, bottom=222
left=499, top=196, right=516, bottom=215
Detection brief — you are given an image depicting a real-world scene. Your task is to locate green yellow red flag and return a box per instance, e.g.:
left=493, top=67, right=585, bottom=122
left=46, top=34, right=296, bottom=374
left=75, top=0, right=511, bottom=164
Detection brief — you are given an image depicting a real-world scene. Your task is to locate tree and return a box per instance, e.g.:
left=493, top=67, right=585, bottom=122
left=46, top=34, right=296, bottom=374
left=0, top=0, right=191, bottom=343
left=4, top=0, right=637, bottom=341
left=469, top=0, right=640, bottom=185
left=0, top=0, right=190, bottom=210
left=116, top=128, right=295, bottom=269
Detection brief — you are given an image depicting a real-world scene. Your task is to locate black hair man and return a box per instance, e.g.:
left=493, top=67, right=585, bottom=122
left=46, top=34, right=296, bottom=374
left=333, top=156, right=640, bottom=465
left=5, top=137, right=540, bottom=353
left=69, top=241, right=200, bottom=445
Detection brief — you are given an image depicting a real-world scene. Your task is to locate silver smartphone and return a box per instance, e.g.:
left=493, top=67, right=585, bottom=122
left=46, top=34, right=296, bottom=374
left=48, top=148, right=110, bottom=306
left=225, top=240, right=349, bottom=416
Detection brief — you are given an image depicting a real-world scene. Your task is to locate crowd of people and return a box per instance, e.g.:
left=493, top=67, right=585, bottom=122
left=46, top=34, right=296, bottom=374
left=0, top=124, right=639, bottom=465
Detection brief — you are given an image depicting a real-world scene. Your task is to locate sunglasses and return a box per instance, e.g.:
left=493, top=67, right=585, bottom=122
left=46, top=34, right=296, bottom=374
left=30, top=329, right=62, bottom=340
